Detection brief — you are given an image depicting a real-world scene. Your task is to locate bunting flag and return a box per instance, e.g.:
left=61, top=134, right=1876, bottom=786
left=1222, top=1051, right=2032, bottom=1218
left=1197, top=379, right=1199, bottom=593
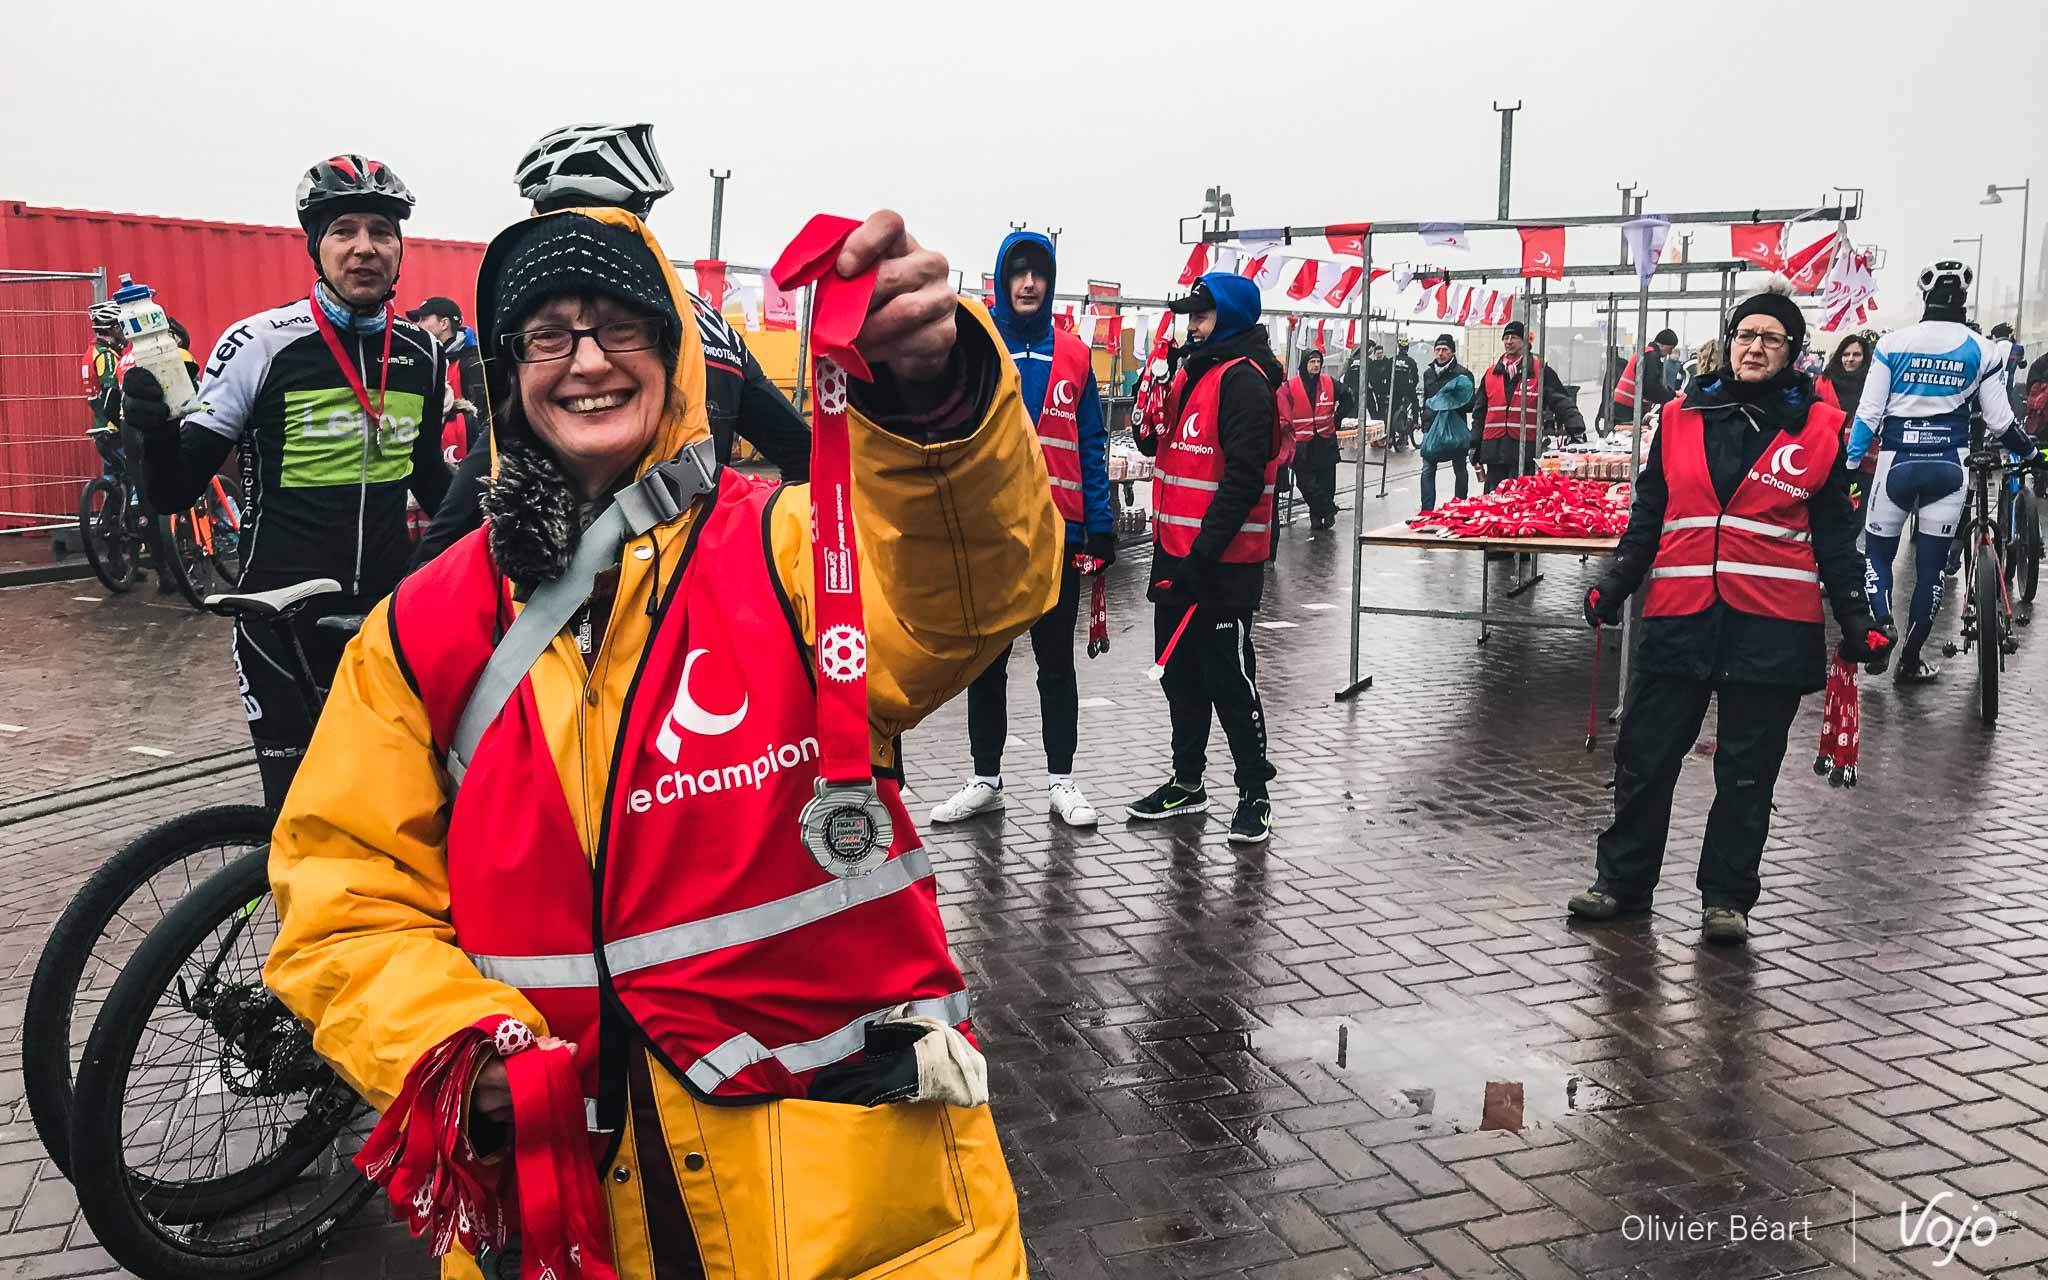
left=1518, top=226, right=1566, bottom=280
left=1621, top=216, right=1672, bottom=286
left=763, top=279, right=799, bottom=331
left=1176, top=243, right=1210, bottom=287
left=1053, top=306, right=1078, bottom=334
left=1212, top=246, right=1241, bottom=275
left=734, top=284, right=762, bottom=331
left=1325, top=265, right=1377, bottom=308
left=1393, top=263, right=1417, bottom=293
left=1325, top=222, right=1372, bottom=257
left=1785, top=227, right=1842, bottom=293
left=1731, top=223, right=1785, bottom=273
left=1286, top=258, right=1326, bottom=301
left=693, top=259, right=731, bottom=311
left=1240, top=242, right=1285, bottom=289
left=1820, top=242, right=1877, bottom=331
left=1346, top=319, right=1358, bottom=348
left=1420, top=222, right=1469, bottom=252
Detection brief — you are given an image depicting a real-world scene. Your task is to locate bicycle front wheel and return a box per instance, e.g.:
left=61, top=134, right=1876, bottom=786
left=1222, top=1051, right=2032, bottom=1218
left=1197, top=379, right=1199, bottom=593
left=69, top=850, right=375, bottom=1279
left=2018, top=487, right=2041, bottom=604
left=24, top=804, right=274, bottom=1178
left=78, top=477, right=137, bottom=593
left=1977, top=549, right=2002, bottom=725
left=158, top=511, right=212, bottom=609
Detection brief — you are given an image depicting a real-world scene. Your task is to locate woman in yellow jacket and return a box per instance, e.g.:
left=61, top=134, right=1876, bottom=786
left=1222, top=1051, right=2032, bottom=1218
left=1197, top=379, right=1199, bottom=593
left=264, top=205, right=1058, bottom=1279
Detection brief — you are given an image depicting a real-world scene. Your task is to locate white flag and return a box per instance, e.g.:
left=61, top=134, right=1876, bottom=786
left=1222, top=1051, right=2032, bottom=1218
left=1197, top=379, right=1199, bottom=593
left=1419, top=223, right=1469, bottom=252
left=1240, top=242, right=1285, bottom=289
left=1392, top=263, right=1417, bottom=293
left=734, top=284, right=762, bottom=332
left=1622, top=216, right=1673, bottom=286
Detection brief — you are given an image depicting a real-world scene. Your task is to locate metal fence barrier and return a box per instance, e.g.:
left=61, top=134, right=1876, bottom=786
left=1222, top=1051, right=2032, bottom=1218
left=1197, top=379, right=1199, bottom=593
left=0, top=269, right=106, bottom=535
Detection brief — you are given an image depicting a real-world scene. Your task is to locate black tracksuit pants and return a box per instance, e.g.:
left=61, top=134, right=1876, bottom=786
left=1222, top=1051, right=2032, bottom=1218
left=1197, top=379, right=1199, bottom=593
left=967, top=561, right=1081, bottom=776
left=1594, top=672, right=1803, bottom=913
left=1296, top=435, right=1341, bottom=525
left=1155, top=602, right=1276, bottom=798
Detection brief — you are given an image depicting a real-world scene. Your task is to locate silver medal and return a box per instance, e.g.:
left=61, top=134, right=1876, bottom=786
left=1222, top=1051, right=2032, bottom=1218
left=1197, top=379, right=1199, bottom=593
left=798, top=777, right=892, bottom=878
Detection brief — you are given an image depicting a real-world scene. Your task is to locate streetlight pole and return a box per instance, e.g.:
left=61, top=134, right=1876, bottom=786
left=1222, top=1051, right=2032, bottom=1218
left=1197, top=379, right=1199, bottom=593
left=1984, top=179, right=2032, bottom=334
left=706, top=169, right=731, bottom=259
left=1954, top=235, right=1985, bottom=324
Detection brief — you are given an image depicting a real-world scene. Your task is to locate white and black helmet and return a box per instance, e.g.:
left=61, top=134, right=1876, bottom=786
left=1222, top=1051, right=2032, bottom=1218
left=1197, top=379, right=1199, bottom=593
left=88, top=300, right=122, bottom=330
left=1918, top=259, right=1973, bottom=299
left=515, top=123, right=674, bottom=218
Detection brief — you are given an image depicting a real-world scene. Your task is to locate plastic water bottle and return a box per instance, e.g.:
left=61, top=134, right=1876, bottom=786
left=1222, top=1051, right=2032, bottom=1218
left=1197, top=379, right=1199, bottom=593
left=111, top=275, right=198, bottom=415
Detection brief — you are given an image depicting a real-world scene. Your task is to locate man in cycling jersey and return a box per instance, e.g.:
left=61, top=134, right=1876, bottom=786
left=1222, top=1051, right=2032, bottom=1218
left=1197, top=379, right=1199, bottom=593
left=412, top=122, right=811, bottom=568
left=1849, top=261, right=2041, bottom=683
left=82, top=302, right=124, bottom=436
left=122, top=155, right=451, bottom=805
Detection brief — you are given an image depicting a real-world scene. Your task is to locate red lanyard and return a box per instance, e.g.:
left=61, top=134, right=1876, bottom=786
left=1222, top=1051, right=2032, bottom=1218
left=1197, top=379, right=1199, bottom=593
left=771, top=217, right=880, bottom=789
left=309, top=285, right=395, bottom=433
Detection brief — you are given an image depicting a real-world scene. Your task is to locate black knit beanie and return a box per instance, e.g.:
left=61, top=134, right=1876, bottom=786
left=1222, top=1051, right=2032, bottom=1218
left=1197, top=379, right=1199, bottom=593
left=1727, top=287, right=1806, bottom=352
left=479, top=213, right=680, bottom=358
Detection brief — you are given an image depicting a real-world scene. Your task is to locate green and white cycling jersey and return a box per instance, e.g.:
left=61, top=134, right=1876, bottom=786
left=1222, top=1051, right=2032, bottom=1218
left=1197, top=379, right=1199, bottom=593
left=189, top=297, right=447, bottom=596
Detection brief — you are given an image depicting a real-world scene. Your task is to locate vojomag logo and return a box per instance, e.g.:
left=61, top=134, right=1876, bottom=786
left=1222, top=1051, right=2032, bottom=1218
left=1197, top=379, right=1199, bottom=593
left=1898, top=1192, right=2004, bottom=1268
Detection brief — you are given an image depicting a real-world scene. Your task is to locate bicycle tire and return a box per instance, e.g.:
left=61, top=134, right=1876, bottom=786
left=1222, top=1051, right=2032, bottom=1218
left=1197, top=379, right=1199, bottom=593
left=78, top=477, right=137, bottom=593
left=24, top=804, right=274, bottom=1179
left=70, top=850, right=375, bottom=1279
left=205, top=485, right=244, bottom=585
left=158, top=512, right=211, bottom=610
left=1978, top=549, right=2001, bottom=726
left=2020, top=488, right=2041, bottom=604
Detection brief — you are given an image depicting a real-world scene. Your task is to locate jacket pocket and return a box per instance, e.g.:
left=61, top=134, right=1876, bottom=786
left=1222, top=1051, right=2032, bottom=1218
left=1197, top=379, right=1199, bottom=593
left=769, top=1098, right=971, bottom=1278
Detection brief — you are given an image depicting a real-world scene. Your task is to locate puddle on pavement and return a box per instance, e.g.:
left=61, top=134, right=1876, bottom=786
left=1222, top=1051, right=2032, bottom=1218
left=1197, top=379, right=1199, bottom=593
left=1249, top=1009, right=1624, bottom=1131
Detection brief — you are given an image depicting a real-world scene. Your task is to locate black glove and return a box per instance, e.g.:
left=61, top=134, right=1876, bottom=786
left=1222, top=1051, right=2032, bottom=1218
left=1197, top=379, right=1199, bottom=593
left=1838, top=617, right=1895, bottom=663
left=1084, top=531, right=1116, bottom=568
left=1584, top=584, right=1624, bottom=628
left=1171, top=553, right=1215, bottom=601
left=120, top=366, right=174, bottom=435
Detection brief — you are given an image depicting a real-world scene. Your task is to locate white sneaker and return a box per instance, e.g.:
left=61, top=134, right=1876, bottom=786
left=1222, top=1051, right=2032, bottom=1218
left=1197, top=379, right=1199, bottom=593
left=1048, top=780, right=1099, bottom=827
left=929, top=780, right=1004, bottom=824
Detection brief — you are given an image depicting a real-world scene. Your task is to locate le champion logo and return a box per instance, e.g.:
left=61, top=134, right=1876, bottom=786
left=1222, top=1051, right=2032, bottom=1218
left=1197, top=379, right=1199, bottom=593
left=1747, top=441, right=1816, bottom=498
left=632, top=647, right=817, bottom=815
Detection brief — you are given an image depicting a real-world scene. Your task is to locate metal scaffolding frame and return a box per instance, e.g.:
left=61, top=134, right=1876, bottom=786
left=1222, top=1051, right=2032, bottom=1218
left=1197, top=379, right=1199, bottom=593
left=1178, top=200, right=1863, bottom=705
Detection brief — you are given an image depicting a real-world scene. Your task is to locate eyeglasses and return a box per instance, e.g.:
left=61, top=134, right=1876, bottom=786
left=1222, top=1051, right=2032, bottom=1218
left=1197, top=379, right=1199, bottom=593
left=502, top=317, right=663, bottom=363
left=1730, top=328, right=1791, bottom=351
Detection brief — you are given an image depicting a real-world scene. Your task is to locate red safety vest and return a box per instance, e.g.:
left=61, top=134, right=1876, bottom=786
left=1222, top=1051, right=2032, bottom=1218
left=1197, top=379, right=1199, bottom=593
left=1613, top=345, right=1656, bottom=407
left=1033, top=330, right=1092, bottom=524
left=1643, top=400, right=1844, bottom=624
left=1151, top=359, right=1279, bottom=562
left=391, top=472, right=971, bottom=1108
left=439, top=354, right=470, bottom=466
left=1278, top=374, right=1338, bottom=441
left=1481, top=355, right=1546, bottom=442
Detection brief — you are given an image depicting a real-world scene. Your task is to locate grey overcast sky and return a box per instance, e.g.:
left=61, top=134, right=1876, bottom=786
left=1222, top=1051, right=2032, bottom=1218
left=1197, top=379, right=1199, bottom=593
left=5, top=0, right=2045, bottom=342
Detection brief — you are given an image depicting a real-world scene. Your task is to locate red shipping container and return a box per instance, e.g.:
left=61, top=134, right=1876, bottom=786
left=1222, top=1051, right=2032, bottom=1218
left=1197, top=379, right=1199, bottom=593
left=0, top=201, right=488, bottom=358
left=0, top=201, right=487, bottom=527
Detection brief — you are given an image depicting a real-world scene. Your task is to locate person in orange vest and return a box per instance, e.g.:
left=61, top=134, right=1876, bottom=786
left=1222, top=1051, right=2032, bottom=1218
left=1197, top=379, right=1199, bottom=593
left=928, top=230, right=1115, bottom=828
left=1277, top=348, right=1341, bottom=530
left=1568, top=284, right=1891, bottom=944
left=1128, top=273, right=1285, bottom=844
left=1611, top=327, right=1679, bottom=429
left=1469, top=320, right=1583, bottom=492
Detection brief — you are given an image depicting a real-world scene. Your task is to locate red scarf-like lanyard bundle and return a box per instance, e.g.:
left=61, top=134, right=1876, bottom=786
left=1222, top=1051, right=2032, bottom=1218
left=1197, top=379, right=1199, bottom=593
left=1815, top=655, right=1859, bottom=786
left=357, top=1015, right=614, bottom=1280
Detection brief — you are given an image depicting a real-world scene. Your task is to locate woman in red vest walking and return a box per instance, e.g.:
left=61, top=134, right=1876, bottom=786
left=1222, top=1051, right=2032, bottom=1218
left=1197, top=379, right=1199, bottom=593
left=264, top=206, right=1053, bottom=1278
left=1570, top=284, right=1891, bottom=944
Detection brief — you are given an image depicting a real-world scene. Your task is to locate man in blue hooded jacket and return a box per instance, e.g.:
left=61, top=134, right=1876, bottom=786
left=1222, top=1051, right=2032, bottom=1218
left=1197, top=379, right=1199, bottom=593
left=929, top=230, right=1116, bottom=828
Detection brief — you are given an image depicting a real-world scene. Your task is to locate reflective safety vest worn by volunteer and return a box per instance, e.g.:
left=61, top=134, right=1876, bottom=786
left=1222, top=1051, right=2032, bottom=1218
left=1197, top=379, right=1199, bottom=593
left=391, top=472, right=972, bottom=1108
left=1032, top=329, right=1093, bottom=524
left=1643, top=400, right=1845, bottom=624
left=1278, top=373, right=1338, bottom=440
left=1152, top=359, right=1280, bottom=562
left=1481, top=354, right=1547, bottom=444
left=1613, top=344, right=1657, bottom=408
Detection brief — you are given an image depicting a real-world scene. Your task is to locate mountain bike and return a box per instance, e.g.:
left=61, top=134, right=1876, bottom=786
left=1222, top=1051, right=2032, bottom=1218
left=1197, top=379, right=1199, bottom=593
left=77, top=427, right=157, bottom=594
left=27, top=579, right=374, bottom=1278
left=1943, top=451, right=2038, bottom=725
left=158, top=475, right=245, bottom=610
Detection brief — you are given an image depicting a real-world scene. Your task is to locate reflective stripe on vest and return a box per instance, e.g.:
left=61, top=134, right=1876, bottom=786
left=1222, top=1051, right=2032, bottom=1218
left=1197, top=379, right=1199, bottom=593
left=1481, top=357, right=1544, bottom=441
left=1278, top=374, right=1338, bottom=440
left=1031, top=331, right=1092, bottom=523
left=1640, top=400, right=1844, bottom=624
left=1150, top=359, right=1282, bottom=563
left=393, top=474, right=972, bottom=1104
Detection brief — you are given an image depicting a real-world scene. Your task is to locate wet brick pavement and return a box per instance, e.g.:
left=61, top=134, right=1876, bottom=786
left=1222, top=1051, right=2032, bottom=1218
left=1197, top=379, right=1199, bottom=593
left=3, top=460, right=2047, bottom=1278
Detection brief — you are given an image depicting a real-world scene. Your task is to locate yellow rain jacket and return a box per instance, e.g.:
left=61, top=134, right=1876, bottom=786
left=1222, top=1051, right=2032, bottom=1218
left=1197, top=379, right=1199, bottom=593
left=266, top=208, right=1057, bottom=1279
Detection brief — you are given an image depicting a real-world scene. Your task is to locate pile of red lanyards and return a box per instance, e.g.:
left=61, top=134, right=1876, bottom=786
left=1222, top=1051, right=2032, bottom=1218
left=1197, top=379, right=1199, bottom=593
left=1814, top=655, right=1859, bottom=786
left=1407, top=474, right=1631, bottom=539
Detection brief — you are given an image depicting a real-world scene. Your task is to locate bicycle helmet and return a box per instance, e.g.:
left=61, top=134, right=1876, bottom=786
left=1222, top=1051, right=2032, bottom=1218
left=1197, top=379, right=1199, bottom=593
left=88, top=300, right=121, bottom=331
left=515, top=123, right=673, bottom=218
left=1917, top=258, right=1972, bottom=307
left=295, top=154, right=415, bottom=243
left=1991, top=321, right=2015, bottom=340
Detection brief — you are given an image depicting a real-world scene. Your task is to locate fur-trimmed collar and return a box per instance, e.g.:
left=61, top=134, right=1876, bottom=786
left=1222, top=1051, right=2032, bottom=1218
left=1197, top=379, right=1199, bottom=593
left=479, top=435, right=580, bottom=586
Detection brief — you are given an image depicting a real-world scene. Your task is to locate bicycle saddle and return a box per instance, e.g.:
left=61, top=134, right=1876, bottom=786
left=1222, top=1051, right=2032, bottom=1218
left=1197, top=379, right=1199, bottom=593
left=203, top=578, right=343, bottom=620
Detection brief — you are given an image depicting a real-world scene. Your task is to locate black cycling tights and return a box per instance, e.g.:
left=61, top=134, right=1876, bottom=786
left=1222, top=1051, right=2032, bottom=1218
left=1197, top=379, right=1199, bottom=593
left=234, top=597, right=364, bottom=809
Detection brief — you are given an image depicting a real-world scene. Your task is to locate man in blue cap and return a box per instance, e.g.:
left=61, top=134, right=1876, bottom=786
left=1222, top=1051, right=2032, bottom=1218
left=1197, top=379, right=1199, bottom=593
left=1127, top=272, right=1286, bottom=843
